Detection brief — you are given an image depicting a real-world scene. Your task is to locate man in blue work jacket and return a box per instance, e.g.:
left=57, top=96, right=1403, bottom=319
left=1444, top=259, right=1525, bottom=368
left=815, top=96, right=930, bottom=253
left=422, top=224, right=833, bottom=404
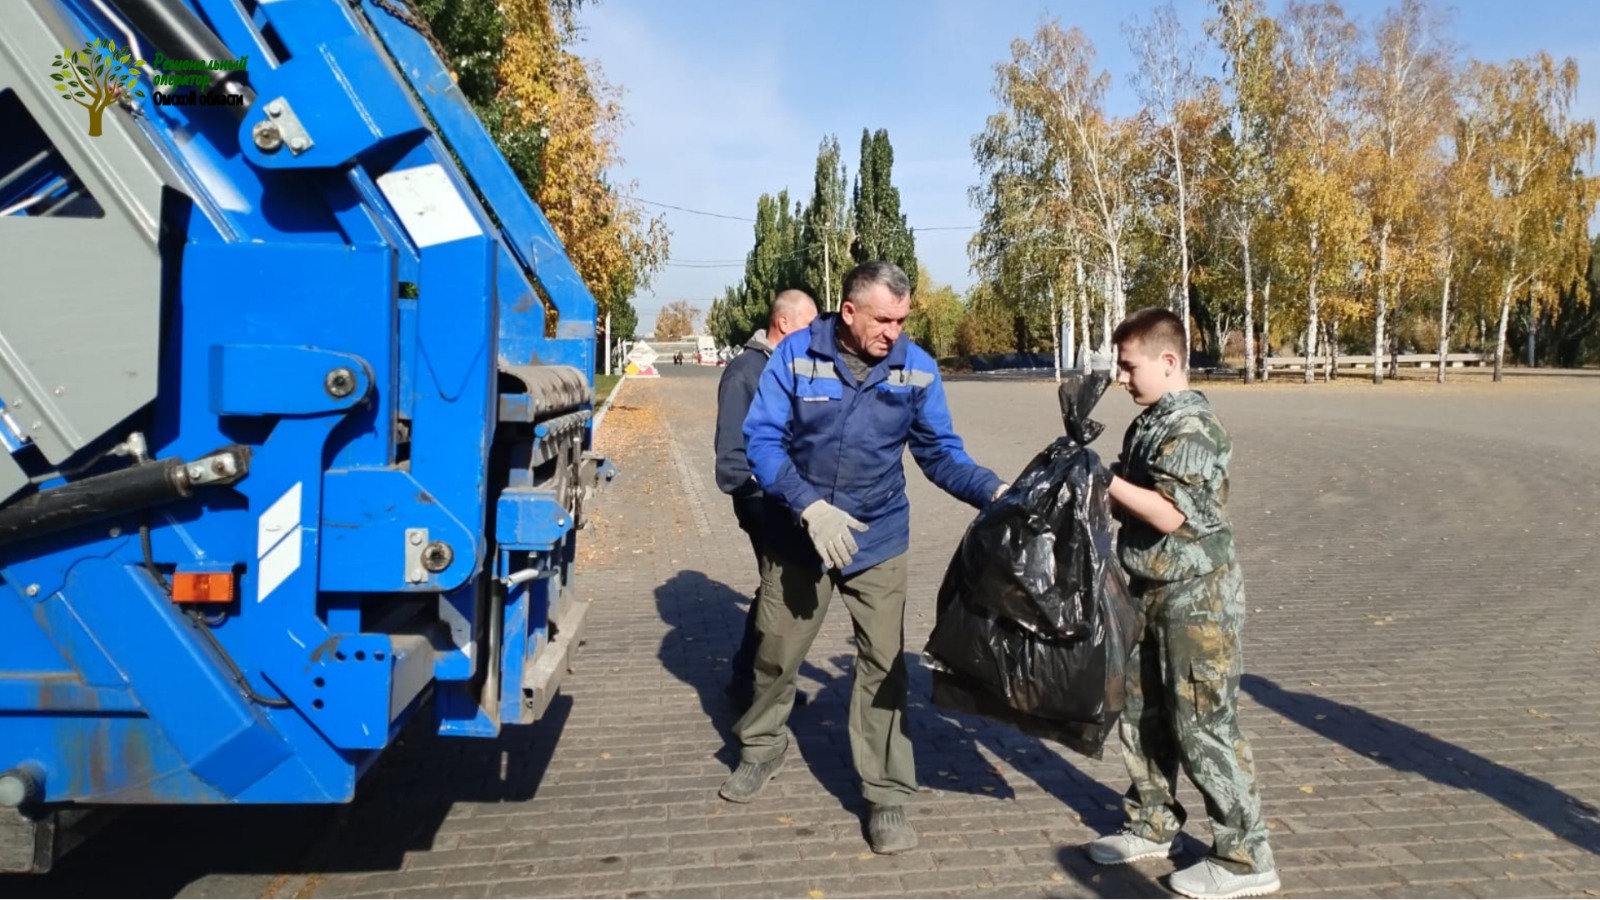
left=718, top=261, right=1008, bottom=855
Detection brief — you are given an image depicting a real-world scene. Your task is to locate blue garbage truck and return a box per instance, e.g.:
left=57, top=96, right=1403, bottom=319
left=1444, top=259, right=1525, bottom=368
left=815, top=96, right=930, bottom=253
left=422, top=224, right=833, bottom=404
left=0, top=0, right=610, bottom=872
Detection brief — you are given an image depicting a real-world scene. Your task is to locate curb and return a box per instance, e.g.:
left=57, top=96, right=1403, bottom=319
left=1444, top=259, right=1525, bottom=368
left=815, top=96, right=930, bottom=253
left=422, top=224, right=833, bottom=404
left=591, top=373, right=630, bottom=435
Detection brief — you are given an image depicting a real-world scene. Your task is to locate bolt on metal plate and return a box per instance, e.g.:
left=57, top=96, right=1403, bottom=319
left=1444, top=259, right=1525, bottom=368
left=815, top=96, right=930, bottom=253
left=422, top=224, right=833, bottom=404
left=422, top=541, right=454, bottom=573
left=325, top=367, right=357, bottom=398
left=252, top=120, right=283, bottom=152
left=256, top=97, right=314, bottom=156
left=405, top=528, right=429, bottom=583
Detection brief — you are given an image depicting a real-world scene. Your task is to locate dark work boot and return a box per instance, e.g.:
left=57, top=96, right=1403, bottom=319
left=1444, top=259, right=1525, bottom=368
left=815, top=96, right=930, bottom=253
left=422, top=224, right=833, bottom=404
left=867, top=803, right=918, bottom=854
left=718, top=745, right=787, bottom=804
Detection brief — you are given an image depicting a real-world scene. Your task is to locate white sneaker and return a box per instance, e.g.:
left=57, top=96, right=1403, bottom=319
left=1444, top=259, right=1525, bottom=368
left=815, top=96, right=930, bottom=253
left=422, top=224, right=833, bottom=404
left=1086, top=830, right=1175, bottom=865
left=1168, top=859, right=1281, bottom=899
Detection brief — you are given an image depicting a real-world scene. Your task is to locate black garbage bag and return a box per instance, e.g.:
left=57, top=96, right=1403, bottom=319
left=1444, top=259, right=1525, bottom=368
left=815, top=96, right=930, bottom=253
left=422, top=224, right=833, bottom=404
left=921, top=372, right=1142, bottom=759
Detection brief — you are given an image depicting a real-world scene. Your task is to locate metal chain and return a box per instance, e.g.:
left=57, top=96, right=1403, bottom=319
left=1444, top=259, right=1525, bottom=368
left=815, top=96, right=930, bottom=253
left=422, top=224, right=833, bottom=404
left=363, top=0, right=454, bottom=69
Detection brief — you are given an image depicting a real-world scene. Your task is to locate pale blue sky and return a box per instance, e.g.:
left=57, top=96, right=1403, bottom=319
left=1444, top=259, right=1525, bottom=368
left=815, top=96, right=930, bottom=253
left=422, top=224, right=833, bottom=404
left=574, top=0, right=1599, bottom=323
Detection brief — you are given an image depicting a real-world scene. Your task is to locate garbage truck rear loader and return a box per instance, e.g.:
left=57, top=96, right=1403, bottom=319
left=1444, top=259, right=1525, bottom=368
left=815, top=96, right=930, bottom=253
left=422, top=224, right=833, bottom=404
left=0, top=0, right=610, bottom=872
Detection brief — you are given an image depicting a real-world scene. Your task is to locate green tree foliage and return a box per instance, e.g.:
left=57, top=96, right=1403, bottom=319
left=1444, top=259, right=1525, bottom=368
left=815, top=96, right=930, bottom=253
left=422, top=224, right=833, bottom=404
left=852, top=129, right=920, bottom=293
left=746, top=190, right=806, bottom=307
left=706, top=191, right=807, bottom=347
left=908, top=267, right=965, bottom=358
left=705, top=284, right=751, bottom=350
left=799, top=135, right=852, bottom=310
left=1470, top=53, right=1599, bottom=379
left=954, top=283, right=1022, bottom=355
left=418, top=0, right=667, bottom=367
left=1535, top=235, right=1600, bottom=367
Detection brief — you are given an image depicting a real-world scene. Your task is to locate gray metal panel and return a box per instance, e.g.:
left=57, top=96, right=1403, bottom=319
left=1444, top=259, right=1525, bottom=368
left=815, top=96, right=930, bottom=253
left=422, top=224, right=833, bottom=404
left=0, top=1, right=183, bottom=492
left=0, top=456, right=26, bottom=503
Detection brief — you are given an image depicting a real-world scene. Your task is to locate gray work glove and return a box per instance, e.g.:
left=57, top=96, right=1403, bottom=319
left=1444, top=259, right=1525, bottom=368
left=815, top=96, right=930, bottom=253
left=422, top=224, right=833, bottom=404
left=801, top=500, right=869, bottom=570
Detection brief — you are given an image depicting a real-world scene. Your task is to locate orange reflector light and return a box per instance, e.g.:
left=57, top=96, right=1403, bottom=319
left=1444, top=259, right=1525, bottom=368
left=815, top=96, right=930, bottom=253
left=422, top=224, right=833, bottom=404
left=172, top=571, right=236, bottom=604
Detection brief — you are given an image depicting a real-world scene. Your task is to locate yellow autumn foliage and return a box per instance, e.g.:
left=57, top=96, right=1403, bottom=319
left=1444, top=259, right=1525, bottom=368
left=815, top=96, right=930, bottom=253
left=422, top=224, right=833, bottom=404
left=496, top=0, right=667, bottom=315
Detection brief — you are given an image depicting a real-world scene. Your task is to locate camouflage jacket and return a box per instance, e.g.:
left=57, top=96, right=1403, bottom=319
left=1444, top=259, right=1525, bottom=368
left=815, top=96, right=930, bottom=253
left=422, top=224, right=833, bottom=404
left=1116, top=390, right=1235, bottom=582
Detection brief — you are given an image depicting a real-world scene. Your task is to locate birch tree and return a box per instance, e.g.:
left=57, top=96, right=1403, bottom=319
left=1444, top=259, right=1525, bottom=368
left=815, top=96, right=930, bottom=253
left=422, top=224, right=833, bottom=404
left=1472, top=53, right=1598, bottom=381
left=971, top=24, right=1092, bottom=378
left=1353, top=0, right=1456, bottom=384
left=1425, top=99, right=1490, bottom=381
left=1070, top=98, right=1140, bottom=343
left=1128, top=4, right=1212, bottom=355
left=994, top=23, right=1139, bottom=342
left=1208, top=0, right=1281, bottom=382
left=1277, top=0, right=1363, bottom=383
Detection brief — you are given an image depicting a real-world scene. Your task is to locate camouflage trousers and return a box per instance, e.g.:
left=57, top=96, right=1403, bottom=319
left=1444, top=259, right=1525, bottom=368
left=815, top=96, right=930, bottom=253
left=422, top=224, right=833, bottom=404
left=1118, top=562, right=1275, bottom=875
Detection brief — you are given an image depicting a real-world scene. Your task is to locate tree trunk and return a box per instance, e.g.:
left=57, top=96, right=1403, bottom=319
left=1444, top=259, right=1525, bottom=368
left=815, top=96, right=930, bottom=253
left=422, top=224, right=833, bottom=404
left=1436, top=269, right=1452, bottom=384
left=1304, top=271, right=1320, bottom=385
left=1493, top=278, right=1512, bottom=383
left=1387, top=302, right=1400, bottom=380
left=823, top=239, right=832, bottom=312
left=1101, top=291, right=1113, bottom=366
left=1075, top=253, right=1088, bottom=368
left=1242, top=225, right=1256, bottom=384
left=1325, top=318, right=1337, bottom=382
left=1526, top=303, right=1536, bottom=367
left=1079, top=271, right=1092, bottom=375
left=1262, top=271, right=1273, bottom=383
left=1065, top=291, right=1077, bottom=374
left=1109, top=249, right=1127, bottom=326
left=1050, top=290, right=1061, bottom=385
left=1372, top=226, right=1390, bottom=385
left=1175, top=144, right=1192, bottom=360
left=1304, top=223, right=1320, bottom=385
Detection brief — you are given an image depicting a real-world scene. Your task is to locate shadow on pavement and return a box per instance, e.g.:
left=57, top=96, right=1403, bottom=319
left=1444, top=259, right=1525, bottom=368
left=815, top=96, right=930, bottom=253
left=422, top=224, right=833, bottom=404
left=653, top=569, right=751, bottom=768
left=928, top=676, right=1181, bottom=899
left=0, top=696, right=573, bottom=898
left=0, top=805, right=330, bottom=899
left=1243, top=674, right=1600, bottom=855
left=647, top=566, right=1174, bottom=897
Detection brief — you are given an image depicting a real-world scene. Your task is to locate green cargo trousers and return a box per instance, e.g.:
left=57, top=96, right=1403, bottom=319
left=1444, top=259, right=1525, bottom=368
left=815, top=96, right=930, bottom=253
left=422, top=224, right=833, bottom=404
left=1119, top=562, right=1275, bottom=875
left=733, top=551, right=915, bottom=806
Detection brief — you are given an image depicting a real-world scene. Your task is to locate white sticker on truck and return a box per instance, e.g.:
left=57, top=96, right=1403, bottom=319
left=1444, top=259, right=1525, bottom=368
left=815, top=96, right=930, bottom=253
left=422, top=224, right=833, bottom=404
left=258, top=482, right=302, bottom=603
left=376, top=164, right=484, bottom=249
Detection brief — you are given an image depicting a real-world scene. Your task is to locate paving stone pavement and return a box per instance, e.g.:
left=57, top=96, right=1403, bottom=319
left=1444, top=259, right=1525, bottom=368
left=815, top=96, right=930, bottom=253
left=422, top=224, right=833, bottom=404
left=8, top=366, right=1600, bottom=899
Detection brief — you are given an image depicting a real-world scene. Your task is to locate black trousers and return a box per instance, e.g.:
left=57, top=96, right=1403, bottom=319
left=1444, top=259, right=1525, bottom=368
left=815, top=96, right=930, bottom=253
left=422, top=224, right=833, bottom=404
left=728, top=494, right=767, bottom=687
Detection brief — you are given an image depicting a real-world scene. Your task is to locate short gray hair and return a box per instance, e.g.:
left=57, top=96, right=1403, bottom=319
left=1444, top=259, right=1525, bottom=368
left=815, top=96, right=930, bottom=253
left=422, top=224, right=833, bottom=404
left=842, top=261, right=910, bottom=307
left=770, top=289, right=816, bottom=326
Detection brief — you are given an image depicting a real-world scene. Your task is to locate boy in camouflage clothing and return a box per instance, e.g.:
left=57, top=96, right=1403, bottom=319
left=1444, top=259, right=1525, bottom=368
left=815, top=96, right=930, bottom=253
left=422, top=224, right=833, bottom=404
left=1087, top=308, right=1279, bottom=899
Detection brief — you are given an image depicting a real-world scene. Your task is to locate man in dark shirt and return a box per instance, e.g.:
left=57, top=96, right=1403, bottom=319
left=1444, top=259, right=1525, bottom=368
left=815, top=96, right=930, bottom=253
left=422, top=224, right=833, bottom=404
left=714, top=289, right=818, bottom=707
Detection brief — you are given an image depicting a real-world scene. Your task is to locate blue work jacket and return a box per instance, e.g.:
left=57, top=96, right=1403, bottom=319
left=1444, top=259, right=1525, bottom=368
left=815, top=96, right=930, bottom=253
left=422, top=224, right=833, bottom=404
left=743, top=315, right=1002, bottom=575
